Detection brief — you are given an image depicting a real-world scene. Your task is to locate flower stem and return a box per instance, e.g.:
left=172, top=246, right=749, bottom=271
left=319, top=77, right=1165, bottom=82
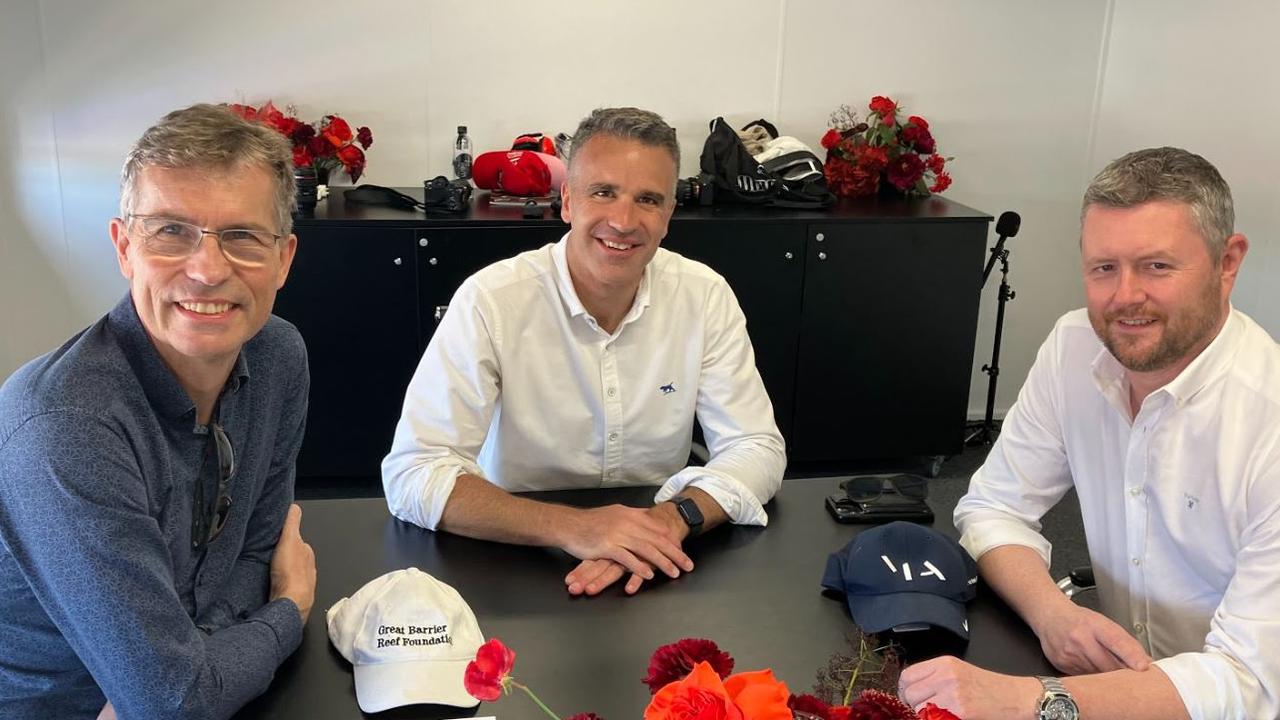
left=509, top=680, right=561, bottom=720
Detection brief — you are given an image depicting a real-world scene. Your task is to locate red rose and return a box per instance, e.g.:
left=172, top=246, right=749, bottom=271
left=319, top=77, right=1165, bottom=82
left=820, top=128, right=842, bottom=150
left=869, top=95, right=897, bottom=118
left=926, top=154, right=946, bottom=173
left=643, top=638, right=735, bottom=694
left=886, top=153, right=926, bottom=191
left=929, top=171, right=952, bottom=193
left=900, top=124, right=935, bottom=154
left=463, top=638, right=516, bottom=702
left=356, top=126, right=373, bottom=150
left=789, top=693, right=832, bottom=719
left=322, top=116, right=354, bottom=148
left=918, top=702, right=962, bottom=720
left=847, top=689, right=916, bottom=720
left=908, top=115, right=929, bottom=130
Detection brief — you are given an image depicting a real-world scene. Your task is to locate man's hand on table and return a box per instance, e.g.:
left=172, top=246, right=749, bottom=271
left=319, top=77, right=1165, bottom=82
left=1031, top=600, right=1151, bottom=674
left=560, top=502, right=692, bottom=595
left=898, top=656, right=1042, bottom=720
left=270, top=504, right=317, bottom=624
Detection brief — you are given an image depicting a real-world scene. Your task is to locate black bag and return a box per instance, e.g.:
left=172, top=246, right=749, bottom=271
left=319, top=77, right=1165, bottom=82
left=698, top=117, right=835, bottom=209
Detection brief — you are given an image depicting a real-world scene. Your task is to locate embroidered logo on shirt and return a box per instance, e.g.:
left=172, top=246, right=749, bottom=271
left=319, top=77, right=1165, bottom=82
left=659, top=383, right=676, bottom=395
left=1184, top=492, right=1199, bottom=509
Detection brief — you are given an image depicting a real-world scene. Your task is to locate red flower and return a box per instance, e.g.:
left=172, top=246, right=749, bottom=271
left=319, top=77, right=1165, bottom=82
left=356, top=126, right=373, bottom=149
left=917, top=702, right=962, bottom=720
left=789, top=693, right=832, bottom=719
left=926, top=154, right=946, bottom=174
left=820, top=128, right=842, bottom=150
left=869, top=96, right=897, bottom=119
left=847, top=689, right=915, bottom=720
left=908, top=115, right=929, bottom=130
left=827, top=707, right=852, bottom=720
left=929, top=172, right=952, bottom=193
left=643, top=638, right=735, bottom=694
left=886, top=153, right=926, bottom=191
left=321, top=115, right=354, bottom=148
left=227, top=103, right=258, bottom=121
left=291, top=145, right=313, bottom=169
left=854, top=144, right=890, bottom=172
left=567, top=714, right=606, bottom=720
left=463, top=638, right=516, bottom=702
left=901, top=124, right=935, bottom=154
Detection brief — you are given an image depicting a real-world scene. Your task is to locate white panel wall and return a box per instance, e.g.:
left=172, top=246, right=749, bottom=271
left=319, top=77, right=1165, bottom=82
left=1091, top=0, right=1280, bottom=333
left=23, top=0, right=1243, bottom=429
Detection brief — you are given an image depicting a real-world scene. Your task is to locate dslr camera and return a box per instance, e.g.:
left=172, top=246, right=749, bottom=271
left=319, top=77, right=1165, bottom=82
left=422, top=176, right=472, bottom=214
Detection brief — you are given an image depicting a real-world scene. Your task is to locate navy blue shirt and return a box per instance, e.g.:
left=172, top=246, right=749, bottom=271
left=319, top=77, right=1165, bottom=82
left=0, top=295, right=309, bottom=719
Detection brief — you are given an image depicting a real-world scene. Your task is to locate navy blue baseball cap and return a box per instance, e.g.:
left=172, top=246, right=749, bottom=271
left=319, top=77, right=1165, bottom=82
left=821, top=521, right=978, bottom=641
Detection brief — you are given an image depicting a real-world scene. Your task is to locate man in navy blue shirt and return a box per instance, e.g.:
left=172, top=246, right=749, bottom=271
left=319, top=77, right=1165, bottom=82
left=0, top=104, right=316, bottom=719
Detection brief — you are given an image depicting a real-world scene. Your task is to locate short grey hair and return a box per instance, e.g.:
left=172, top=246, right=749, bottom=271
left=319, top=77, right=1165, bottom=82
left=1082, top=146, right=1234, bottom=261
left=120, top=103, right=297, bottom=235
left=567, top=107, right=680, bottom=181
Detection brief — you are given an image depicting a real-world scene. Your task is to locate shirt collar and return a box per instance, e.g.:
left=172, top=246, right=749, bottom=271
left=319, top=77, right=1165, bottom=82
left=551, top=233, right=654, bottom=330
left=107, top=293, right=251, bottom=420
left=1091, top=304, right=1244, bottom=410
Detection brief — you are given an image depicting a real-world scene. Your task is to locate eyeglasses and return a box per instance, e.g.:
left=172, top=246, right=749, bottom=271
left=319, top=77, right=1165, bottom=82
left=126, top=214, right=282, bottom=267
left=839, top=474, right=927, bottom=502
left=192, top=422, right=235, bottom=549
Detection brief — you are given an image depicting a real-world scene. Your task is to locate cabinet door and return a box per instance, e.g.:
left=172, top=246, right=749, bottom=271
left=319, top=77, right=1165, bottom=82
left=792, top=222, right=986, bottom=461
left=664, top=222, right=805, bottom=443
left=273, top=226, right=420, bottom=479
left=416, top=225, right=566, bottom=345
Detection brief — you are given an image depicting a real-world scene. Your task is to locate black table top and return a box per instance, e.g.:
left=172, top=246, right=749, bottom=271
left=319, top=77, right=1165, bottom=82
left=236, top=478, right=1050, bottom=719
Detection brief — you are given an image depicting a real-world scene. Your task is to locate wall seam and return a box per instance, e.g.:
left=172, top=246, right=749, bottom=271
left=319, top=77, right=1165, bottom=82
left=1083, top=0, right=1118, bottom=182
left=772, top=0, right=788, bottom=122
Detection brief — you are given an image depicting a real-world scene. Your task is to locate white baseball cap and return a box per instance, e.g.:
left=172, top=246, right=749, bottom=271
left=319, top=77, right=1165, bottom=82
left=326, top=567, right=484, bottom=712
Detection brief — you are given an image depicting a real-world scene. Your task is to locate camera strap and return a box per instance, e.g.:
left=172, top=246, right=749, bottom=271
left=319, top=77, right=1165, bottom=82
left=343, top=185, right=425, bottom=212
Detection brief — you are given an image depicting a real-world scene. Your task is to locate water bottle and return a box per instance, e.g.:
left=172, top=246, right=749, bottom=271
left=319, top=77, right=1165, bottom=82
left=452, top=126, right=472, bottom=180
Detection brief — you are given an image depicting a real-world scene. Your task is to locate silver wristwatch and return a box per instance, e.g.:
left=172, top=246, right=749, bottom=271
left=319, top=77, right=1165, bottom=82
left=1035, top=676, right=1079, bottom=720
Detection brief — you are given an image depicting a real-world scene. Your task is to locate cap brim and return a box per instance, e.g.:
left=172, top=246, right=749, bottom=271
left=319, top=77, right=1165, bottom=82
left=847, top=591, right=970, bottom=641
left=354, top=658, right=479, bottom=713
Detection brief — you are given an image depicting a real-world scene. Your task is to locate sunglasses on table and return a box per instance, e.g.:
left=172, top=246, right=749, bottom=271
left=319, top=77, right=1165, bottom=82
left=192, top=422, right=235, bottom=550
left=838, top=473, right=928, bottom=502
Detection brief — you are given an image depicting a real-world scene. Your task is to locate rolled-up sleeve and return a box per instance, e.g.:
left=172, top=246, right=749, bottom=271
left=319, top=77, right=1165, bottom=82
left=656, top=280, right=785, bottom=526
left=954, top=322, right=1074, bottom=566
left=381, top=280, right=498, bottom=530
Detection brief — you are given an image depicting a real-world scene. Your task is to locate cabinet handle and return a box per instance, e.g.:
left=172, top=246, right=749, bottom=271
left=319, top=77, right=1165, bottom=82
left=784, top=252, right=794, bottom=260
left=419, top=237, right=429, bottom=247
left=393, top=257, right=403, bottom=266
left=434, top=305, right=449, bottom=322
left=815, top=232, right=825, bottom=242
left=428, top=257, right=438, bottom=266
left=817, top=251, right=827, bottom=261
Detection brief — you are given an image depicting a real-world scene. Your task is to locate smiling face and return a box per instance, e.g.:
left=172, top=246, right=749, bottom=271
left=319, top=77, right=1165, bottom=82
left=109, top=163, right=297, bottom=377
left=1081, top=200, right=1244, bottom=382
left=559, top=135, right=677, bottom=303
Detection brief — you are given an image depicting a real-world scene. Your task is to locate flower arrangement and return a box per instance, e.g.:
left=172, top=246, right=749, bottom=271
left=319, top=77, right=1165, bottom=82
left=463, top=635, right=963, bottom=720
left=819, top=96, right=951, bottom=199
left=228, top=101, right=373, bottom=183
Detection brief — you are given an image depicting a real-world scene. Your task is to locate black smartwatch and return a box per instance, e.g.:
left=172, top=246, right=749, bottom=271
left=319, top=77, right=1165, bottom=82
left=667, top=496, right=704, bottom=537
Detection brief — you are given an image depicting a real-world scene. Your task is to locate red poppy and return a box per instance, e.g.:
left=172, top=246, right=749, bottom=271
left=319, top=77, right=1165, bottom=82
left=463, top=638, right=516, bottom=702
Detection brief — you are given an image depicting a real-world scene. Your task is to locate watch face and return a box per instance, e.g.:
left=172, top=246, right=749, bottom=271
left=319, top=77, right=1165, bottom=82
left=1043, top=697, right=1079, bottom=720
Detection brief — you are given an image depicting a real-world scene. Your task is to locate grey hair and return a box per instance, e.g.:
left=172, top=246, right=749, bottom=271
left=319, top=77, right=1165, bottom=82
left=120, top=103, right=297, bottom=234
left=1082, top=146, right=1234, bottom=261
left=567, top=107, right=680, bottom=181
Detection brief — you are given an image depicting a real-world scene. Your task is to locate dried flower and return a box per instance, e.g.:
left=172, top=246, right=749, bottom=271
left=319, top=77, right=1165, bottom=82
left=643, top=638, right=735, bottom=693
left=812, top=631, right=903, bottom=705
left=847, top=689, right=916, bottom=720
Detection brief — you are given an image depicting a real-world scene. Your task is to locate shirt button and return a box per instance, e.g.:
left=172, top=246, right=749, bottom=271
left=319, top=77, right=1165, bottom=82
left=609, top=432, right=618, bottom=441
left=1133, top=622, right=1145, bottom=634
left=1129, top=487, right=1142, bottom=497
left=607, top=387, right=616, bottom=397
left=1131, top=557, right=1141, bottom=566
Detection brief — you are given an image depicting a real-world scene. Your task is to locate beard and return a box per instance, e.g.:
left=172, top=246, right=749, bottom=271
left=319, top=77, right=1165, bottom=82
left=1091, top=277, right=1224, bottom=373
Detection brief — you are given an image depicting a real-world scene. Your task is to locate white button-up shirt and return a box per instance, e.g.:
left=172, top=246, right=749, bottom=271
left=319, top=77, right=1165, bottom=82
left=955, top=307, right=1280, bottom=719
left=382, top=237, right=785, bottom=533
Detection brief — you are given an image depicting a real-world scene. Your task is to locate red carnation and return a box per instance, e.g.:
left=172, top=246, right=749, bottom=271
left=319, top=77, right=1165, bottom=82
left=820, top=128, right=842, bottom=150
left=926, top=154, right=946, bottom=173
left=463, top=638, right=516, bottom=702
left=855, top=144, right=890, bottom=172
left=918, top=702, right=963, bottom=720
left=847, top=689, right=916, bottom=720
left=321, top=115, right=354, bottom=147
left=356, top=125, right=373, bottom=149
left=929, top=171, right=953, bottom=193
left=642, top=638, right=735, bottom=694
left=869, top=95, right=898, bottom=119
left=908, top=115, right=929, bottom=130
left=887, top=153, right=926, bottom=191
left=789, top=693, right=832, bottom=719
left=827, top=707, right=852, bottom=720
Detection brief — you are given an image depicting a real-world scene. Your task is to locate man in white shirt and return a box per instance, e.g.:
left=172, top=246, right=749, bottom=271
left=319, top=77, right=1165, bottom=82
left=381, top=107, right=785, bottom=597
left=898, top=147, right=1280, bottom=720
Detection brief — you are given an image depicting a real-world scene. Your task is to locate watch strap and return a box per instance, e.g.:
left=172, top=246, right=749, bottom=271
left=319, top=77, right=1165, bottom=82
left=668, top=496, right=704, bottom=536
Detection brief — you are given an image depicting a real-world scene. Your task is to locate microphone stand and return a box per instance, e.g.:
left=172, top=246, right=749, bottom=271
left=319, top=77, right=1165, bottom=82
left=966, top=222, right=1017, bottom=446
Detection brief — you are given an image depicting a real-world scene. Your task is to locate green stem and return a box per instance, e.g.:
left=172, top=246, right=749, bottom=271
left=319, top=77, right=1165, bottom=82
left=509, top=680, right=561, bottom=720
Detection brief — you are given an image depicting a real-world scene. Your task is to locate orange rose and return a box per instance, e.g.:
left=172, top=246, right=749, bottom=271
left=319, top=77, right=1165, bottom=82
left=645, top=662, right=791, bottom=720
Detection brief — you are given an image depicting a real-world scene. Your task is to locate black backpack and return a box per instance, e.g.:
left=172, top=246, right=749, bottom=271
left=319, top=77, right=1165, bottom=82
left=698, top=117, right=835, bottom=209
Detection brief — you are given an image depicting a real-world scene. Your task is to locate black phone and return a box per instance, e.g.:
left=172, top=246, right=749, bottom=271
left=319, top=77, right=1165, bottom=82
left=825, top=491, right=935, bottom=524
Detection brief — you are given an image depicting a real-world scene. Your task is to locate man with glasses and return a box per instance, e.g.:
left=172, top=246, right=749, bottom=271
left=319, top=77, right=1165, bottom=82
left=0, top=104, right=316, bottom=718
left=897, top=148, right=1280, bottom=719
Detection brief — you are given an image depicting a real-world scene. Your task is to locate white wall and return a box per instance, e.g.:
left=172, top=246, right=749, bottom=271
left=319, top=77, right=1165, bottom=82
left=9, top=0, right=1271, bottom=424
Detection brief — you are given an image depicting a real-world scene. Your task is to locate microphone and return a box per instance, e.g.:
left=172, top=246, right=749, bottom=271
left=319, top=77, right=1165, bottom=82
left=981, top=211, right=1021, bottom=287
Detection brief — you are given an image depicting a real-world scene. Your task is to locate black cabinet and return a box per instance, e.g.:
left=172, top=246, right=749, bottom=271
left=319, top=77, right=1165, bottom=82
left=271, top=226, right=420, bottom=478
left=285, top=193, right=991, bottom=481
